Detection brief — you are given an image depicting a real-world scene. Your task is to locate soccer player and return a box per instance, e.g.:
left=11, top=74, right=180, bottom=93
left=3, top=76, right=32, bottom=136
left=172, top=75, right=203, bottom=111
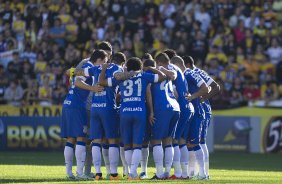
left=115, top=57, right=166, bottom=180
left=155, top=52, right=194, bottom=179
left=61, top=50, right=106, bottom=179
left=173, top=56, right=209, bottom=180
left=74, top=52, right=124, bottom=180
left=143, top=56, right=180, bottom=180
left=183, top=56, right=220, bottom=178
left=74, top=41, right=113, bottom=177
left=140, top=52, right=154, bottom=179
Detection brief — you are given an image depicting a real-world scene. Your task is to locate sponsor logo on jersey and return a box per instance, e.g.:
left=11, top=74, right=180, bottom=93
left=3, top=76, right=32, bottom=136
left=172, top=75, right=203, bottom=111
left=122, top=107, right=143, bottom=112
left=92, top=103, right=107, bottom=108
left=123, top=97, right=141, bottom=102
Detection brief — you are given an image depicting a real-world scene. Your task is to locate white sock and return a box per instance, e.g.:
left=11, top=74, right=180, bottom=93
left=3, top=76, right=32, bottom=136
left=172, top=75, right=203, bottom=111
left=201, top=143, right=209, bottom=176
left=125, top=149, right=133, bottom=173
left=173, top=144, right=181, bottom=177
left=188, top=148, right=195, bottom=177
left=84, top=144, right=92, bottom=175
left=75, top=142, right=86, bottom=176
left=92, top=144, right=101, bottom=173
left=130, top=148, right=141, bottom=177
left=165, top=145, right=174, bottom=174
left=102, top=145, right=110, bottom=175
left=64, top=142, right=74, bottom=176
left=141, top=146, right=149, bottom=173
left=120, top=146, right=129, bottom=175
left=109, top=144, right=119, bottom=174
left=180, top=145, right=189, bottom=178
left=194, top=145, right=206, bottom=177
left=153, top=144, right=164, bottom=178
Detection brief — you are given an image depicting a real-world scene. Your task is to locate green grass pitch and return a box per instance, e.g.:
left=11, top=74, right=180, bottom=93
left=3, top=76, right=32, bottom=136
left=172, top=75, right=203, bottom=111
left=0, top=152, right=282, bottom=184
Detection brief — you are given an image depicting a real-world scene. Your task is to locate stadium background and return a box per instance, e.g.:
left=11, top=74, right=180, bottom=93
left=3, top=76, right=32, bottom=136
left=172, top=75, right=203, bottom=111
left=0, top=0, right=282, bottom=183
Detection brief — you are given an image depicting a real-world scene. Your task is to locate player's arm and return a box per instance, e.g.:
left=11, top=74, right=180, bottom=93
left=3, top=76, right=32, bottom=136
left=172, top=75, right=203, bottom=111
left=173, top=85, right=179, bottom=100
left=187, top=83, right=209, bottom=101
left=98, top=63, right=109, bottom=86
left=143, top=66, right=166, bottom=82
left=114, top=71, right=139, bottom=81
left=201, top=81, right=220, bottom=101
left=146, top=84, right=155, bottom=125
left=74, top=77, right=104, bottom=92
left=159, top=67, right=177, bottom=80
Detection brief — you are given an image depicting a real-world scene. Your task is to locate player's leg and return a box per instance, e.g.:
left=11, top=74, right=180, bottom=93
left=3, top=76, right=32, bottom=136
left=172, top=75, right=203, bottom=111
left=172, top=109, right=190, bottom=179
left=180, top=111, right=194, bottom=179
left=61, top=107, right=76, bottom=179
left=84, top=109, right=93, bottom=177
left=140, top=142, right=149, bottom=179
left=164, top=111, right=180, bottom=179
left=119, top=142, right=129, bottom=177
left=75, top=136, right=87, bottom=179
left=129, top=114, right=146, bottom=180
left=187, top=114, right=207, bottom=180
left=102, top=110, right=120, bottom=179
left=200, top=113, right=211, bottom=178
left=64, top=137, right=76, bottom=179
left=101, top=138, right=110, bottom=178
left=140, top=120, right=151, bottom=179
left=150, top=111, right=166, bottom=179
left=89, top=110, right=103, bottom=180
left=120, top=113, right=133, bottom=178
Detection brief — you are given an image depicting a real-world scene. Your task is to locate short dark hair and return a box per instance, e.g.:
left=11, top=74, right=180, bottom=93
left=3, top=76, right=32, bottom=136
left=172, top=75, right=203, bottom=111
left=143, top=59, right=156, bottom=67
left=126, top=57, right=142, bottom=71
left=98, top=41, right=112, bottom=52
left=163, top=49, right=177, bottom=59
left=142, top=53, right=153, bottom=61
left=112, top=52, right=126, bottom=65
left=182, top=55, right=195, bottom=66
left=155, top=52, right=170, bottom=65
left=89, top=49, right=107, bottom=63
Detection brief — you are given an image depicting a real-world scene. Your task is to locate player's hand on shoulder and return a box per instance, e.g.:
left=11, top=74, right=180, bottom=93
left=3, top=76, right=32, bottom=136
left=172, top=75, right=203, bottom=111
left=186, top=93, right=194, bottom=102
left=66, top=67, right=75, bottom=77
left=91, top=85, right=104, bottom=92
left=101, top=63, right=109, bottom=70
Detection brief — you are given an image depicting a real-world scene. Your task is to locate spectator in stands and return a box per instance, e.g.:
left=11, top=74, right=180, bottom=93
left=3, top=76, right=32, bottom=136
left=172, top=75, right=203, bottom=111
left=4, top=80, right=23, bottom=106
left=0, top=64, right=8, bottom=104
left=22, top=80, right=38, bottom=105
left=38, top=75, right=52, bottom=106
left=0, top=0, right=281, bottom=108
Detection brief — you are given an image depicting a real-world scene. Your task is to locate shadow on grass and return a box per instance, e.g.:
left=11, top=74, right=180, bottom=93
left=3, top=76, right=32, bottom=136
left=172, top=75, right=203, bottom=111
left=1, top=151, right=282, bottom=172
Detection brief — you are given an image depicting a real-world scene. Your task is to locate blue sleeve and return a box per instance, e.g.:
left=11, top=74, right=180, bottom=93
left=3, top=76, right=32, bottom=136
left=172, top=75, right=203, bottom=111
left=85, top=66, right=99, bottom=77
left=142, top=72, right=159, bottom=83
left=186, top=72, right=205, bottom=88
left=107, top=77, right=120, bottom=87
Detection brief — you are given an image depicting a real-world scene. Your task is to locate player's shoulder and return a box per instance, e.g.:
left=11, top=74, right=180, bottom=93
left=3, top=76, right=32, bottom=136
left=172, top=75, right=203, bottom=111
left=168, top=63, right=180, bottom=71
left=82, top=60, right=94, bottom=69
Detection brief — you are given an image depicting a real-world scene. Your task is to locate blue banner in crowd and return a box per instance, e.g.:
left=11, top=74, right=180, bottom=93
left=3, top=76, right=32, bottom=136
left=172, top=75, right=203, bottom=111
left=0, top=117, right=64, bottom=151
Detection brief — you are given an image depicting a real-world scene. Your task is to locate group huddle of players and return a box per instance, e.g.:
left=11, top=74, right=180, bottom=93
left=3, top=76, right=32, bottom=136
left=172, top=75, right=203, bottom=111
left=61, top=41, right=220, bottom=181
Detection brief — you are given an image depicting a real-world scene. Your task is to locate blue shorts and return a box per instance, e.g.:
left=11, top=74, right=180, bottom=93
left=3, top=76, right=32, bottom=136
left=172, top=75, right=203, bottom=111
left=200, top=113, right=211, bottom=143
left=120, top=111, right=147, bottom=145
left=143, top=119, right=151, bottom=143
left=151, top=110, right=180, bottom=140
left=174, top=106, right=194, bottom=140
left=187, top=113, right=204, bottom=145
left=89, top=108, right=119, bottom=140
left=61, top=107, right=87, bottom=138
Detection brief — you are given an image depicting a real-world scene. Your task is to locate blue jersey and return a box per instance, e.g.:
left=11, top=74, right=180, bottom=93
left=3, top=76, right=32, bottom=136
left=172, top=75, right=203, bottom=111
left=151, top=79, right=180, bottom=112
left=85, top=63, right=123, bottom=110
left=63, top=61, right=94, bottom=108
left=119, top=72, right=159, bottom=113
left=184, top=68, right=206, bottom=117
left=168, top=64, right=194, bottom=112
left=194, top=67, right=214, bottom=114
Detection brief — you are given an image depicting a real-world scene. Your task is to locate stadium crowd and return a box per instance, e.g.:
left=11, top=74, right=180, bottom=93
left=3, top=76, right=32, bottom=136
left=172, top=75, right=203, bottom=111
left=0, top=0, right=281, bottom=108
